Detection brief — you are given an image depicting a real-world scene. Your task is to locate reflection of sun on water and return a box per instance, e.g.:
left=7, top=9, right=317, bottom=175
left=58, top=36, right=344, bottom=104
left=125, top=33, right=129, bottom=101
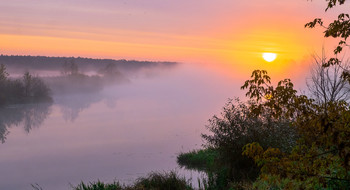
left=262, top=53, right=277, bottom=62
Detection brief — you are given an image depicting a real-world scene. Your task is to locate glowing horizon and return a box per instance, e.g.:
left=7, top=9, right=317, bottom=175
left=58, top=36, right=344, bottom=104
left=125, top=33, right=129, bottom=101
left=0, top=0, right=342, bottom=79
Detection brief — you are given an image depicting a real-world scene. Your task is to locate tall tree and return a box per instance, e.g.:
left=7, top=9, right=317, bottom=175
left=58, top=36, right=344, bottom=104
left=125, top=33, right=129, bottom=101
left=0, top=64, right=9, bottom=105
left=242, top=70, right=350, bottom=189
left=305, top=0, right=350, bottom=81
left=0, top=64, right=8, bottom=82
left=23, top=72, right=33, bottom=97
left=307, top=51, right=350, bottom=105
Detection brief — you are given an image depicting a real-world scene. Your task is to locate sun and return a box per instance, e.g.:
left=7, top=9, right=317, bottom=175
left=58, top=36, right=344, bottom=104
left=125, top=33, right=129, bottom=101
left=262, top=53, right=277, bottom=62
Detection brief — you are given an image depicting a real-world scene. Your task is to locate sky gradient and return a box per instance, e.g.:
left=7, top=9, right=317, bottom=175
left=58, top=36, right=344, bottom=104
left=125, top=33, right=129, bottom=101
left=0, top=0, right=347, bottom=78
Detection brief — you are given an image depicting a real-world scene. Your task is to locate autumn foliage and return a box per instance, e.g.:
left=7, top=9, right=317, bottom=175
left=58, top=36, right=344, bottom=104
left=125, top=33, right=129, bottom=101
left=242, top=70, right=350, bottom=189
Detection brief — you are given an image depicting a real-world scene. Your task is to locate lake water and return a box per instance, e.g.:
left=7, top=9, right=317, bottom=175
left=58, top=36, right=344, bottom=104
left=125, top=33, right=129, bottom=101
left=0, top=64, right=243, bottom=190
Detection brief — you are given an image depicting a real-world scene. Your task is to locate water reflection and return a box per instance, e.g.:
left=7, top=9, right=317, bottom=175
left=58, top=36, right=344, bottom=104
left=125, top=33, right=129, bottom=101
left=0, top=103, right=52, bottom=143
left=0, top=64, right=243, bottom=190
left=54, top=94, right=102, bottom=122
left=54, top=90, right=117, bottom=122
left=0, top=91, right=118, bottom=143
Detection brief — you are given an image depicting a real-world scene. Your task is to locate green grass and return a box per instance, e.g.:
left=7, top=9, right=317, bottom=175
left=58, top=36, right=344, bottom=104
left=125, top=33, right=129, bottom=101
left=177, top=148, right=219, bottom=171
left=177, top=149, right=255, bottom=190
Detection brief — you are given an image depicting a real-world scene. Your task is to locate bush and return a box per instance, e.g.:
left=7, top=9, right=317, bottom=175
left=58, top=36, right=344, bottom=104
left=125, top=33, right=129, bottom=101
left=241, top=70, right=350, bottom=189
left=201, top=98, right=297, bottom=182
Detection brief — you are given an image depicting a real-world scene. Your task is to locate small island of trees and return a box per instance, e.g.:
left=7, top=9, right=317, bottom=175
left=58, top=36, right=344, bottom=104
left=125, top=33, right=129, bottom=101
left=0, top=64, right=52, bottom=106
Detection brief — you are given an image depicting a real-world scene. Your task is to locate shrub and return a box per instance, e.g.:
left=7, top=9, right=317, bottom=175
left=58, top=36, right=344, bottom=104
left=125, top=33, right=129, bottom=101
left=201, top=98, right=297, bottom=182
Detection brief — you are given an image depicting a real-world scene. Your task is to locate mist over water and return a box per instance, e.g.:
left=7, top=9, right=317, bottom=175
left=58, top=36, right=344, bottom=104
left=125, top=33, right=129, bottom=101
left=0, top=63, right=244, bottom=190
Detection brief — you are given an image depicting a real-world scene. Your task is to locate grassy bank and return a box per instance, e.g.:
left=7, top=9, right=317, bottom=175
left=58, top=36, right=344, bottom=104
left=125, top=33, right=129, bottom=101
left=177, top=148, right=218, bottom=172
left=73, top=171, right=194, bottom=190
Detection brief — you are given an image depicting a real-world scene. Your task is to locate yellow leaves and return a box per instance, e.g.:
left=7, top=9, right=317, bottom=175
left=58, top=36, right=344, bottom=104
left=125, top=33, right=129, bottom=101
left=263, top=148, right=282, bottom=159
left=241, top=70, right=271, bottom=102
left=264, top=94, right=273, bottom=100
left=242, top=142, right=264, bottom=161
left=240, top=70, right=350, bottom=188
left=241, top=70, right=311, bottom=120
left=242, top=142, right=285, bottom=170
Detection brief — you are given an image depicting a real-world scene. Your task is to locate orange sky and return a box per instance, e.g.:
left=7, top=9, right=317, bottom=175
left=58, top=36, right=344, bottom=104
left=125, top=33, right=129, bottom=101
left=0, top=0, right=346, bottom=79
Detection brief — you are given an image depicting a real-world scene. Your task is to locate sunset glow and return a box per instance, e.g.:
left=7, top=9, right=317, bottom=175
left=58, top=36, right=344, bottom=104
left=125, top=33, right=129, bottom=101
left=262, top=53, right=277, bottom=62
left=1, top=1, right=348, bottom=189
left=0, top=1, right=329, bottom=69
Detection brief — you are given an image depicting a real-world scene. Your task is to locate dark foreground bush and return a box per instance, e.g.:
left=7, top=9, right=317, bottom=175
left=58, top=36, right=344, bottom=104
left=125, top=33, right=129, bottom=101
left=73, top=171, right=193, bottom=190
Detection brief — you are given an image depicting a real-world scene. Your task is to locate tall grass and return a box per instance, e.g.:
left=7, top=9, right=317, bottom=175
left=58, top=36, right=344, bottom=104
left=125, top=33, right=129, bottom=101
left=133, top=171, right=193, bottom=190
left=177, top=149, right=254, bottom=190
left=177, top=148, right=218, bottom=171
left=74, top=181, right=123, bottom=190
left=72, top=171, right=193, bottom=190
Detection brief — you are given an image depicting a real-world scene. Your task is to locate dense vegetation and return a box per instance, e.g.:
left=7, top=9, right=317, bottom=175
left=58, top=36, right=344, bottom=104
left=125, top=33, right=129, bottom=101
left=241, top=70, right=350, bottom=189
left=0, top=64, right=52, bottom=106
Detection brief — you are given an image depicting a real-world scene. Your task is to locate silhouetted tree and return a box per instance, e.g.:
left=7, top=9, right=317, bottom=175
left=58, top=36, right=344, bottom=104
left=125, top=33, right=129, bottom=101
left=70, top=59, right=78, bottom=75
left=0, top=64, right=9, bottom=105
left=307, top=52, right=350, bottom=105
left=61, top=60, right=70, bottom=75
left=23, top=71, right=33, bottom=97
left=0, top=64, right=8, bottom=81
left=62, top=59, right=78, bottom=75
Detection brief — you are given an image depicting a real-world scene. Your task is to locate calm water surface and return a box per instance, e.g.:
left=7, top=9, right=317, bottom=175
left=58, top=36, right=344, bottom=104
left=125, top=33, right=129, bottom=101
left=0, top=64, right=242, bottom=190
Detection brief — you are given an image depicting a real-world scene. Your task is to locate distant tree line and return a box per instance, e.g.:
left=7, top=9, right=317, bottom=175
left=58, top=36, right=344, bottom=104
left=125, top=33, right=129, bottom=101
left=0, top=64, right=52, bottom=106
left=45, top=60, right=120, bottom=94
left=0, top=55, right=177, bottom=73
